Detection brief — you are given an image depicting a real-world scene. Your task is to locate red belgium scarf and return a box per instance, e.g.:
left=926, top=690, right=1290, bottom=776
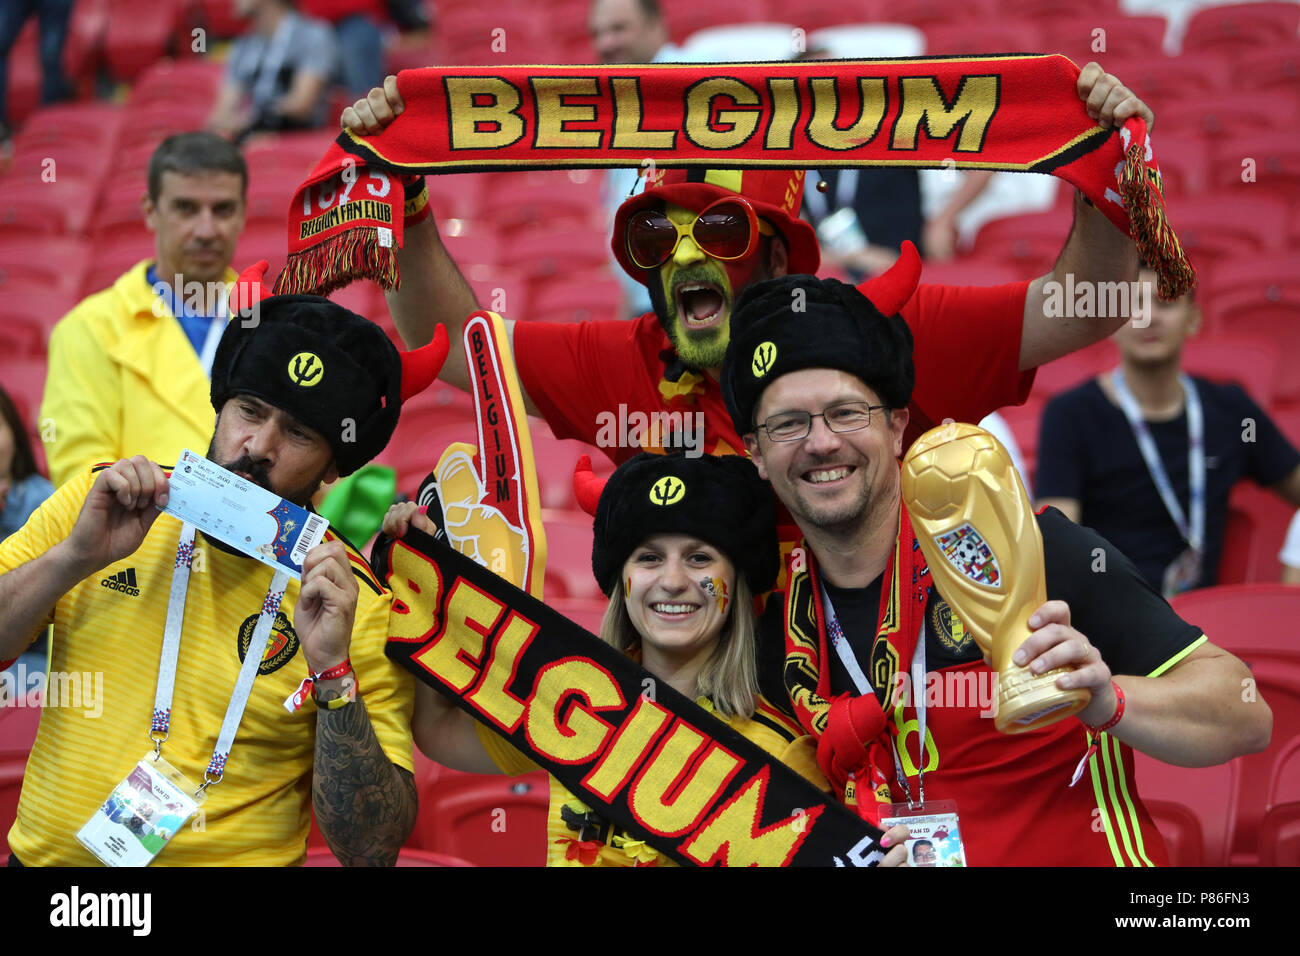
left=782, top=499, right=932, bottom=827
left=275, top=56, right=1194, bottom=300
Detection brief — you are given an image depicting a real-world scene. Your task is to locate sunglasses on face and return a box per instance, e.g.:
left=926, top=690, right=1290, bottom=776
left=625, top=198, right=775, bottom=271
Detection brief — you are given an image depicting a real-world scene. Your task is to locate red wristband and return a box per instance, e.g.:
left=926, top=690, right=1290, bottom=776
left=1085, top=681, right=1125, bottom=734
left=312, top=658, right=353, bottom=682
left=283, top=659, right=353, bottom=713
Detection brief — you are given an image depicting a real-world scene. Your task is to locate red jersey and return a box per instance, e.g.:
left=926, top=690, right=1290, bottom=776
left=514, top=281, right=1035, bottom=464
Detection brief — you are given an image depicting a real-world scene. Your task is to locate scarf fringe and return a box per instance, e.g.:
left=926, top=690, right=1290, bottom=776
left=1120, top=140, right=1197, bottom=301
left=272, top=229, right=399, bottom=297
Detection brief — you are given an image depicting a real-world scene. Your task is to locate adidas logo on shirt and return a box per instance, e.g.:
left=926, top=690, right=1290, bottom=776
left=100, top=568, right=140, bottom=597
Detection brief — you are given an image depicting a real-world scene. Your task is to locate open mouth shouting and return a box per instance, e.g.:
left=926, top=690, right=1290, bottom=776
left=675, top=281, right=727, bottom=332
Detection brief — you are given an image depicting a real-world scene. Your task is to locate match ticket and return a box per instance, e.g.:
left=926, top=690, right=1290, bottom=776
left=164, top=449, right=329, bottom=580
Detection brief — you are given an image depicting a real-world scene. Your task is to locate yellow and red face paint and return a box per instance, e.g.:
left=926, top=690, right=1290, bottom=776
left=699, top=576, right=729, bottom=615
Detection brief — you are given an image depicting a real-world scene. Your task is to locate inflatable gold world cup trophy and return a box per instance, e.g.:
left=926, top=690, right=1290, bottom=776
left=900, top=423, right=1090, bottom=733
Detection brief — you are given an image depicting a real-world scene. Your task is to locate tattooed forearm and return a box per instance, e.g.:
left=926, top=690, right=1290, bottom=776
left=313, top=695, right=418, bottom=866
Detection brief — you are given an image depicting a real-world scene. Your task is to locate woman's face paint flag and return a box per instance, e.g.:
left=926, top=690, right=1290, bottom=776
left=276, top=56, right=1193, bottom=301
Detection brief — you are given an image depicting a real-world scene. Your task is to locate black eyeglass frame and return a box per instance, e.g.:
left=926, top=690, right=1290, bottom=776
left=756, top=401, right=889, bottom=442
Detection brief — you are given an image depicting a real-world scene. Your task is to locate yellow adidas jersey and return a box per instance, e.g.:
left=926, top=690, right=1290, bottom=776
left=1, top=468, right=414, bottom=866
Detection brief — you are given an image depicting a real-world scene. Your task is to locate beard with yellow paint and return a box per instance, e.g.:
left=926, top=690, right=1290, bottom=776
left=649, top=203, right=776, bottom=373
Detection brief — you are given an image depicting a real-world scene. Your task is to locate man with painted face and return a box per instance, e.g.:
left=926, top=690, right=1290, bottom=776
left=344, top=64, right=1154, bottom=462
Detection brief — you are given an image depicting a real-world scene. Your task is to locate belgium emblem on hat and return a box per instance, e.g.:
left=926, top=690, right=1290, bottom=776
left=649, top=475, right=685, bottom=506
left=752, top=342, right=777, bottom=378
left=287, top=352, right=324, bottom=387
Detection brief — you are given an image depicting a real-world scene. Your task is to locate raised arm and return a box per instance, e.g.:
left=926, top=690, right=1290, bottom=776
left=298, top=539, right=417, bottom=865
left=1019, top=63, right=1155, bottom=371
left=1016, top=601, right=1271, bottom=767
left=341, top=80, right=543, bottom=416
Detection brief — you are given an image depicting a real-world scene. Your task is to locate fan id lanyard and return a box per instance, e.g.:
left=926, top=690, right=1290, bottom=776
left=1111, top=369, right=1205, bottom=598
left=821, top=585, right=967, bottom=867
left=76, top=523, right=290, bottom=867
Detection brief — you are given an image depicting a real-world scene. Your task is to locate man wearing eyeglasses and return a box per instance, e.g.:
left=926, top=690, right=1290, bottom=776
left=722, top=272, right=1271, bottom=866
left=344, top=65, right=1152, bottom=464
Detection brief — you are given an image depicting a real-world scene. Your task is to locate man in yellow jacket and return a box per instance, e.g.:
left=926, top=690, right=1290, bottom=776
left=40, top=133, right=248, bottom=486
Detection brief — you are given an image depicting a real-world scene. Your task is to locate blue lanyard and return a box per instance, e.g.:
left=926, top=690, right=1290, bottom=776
left=1111, top=369, right=1205, bottom=554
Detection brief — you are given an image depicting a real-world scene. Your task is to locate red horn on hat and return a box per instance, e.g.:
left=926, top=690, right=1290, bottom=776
left=229, top=260, right=273, bottom=316
left=573, top=455, right=607, bottom=517
left=858, top=241, right=922, bottom=317
left=399, top=324, right=449, bottom=402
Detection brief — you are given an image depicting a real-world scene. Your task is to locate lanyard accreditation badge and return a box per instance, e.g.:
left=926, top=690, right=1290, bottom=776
left=76, top=452, right=327, bottom=866
left=1112, top=369, right=1205, bottom=598
left=822, top=583, right=969, bottom=867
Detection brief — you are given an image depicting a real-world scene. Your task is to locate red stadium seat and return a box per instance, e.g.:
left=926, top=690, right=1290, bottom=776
left=475, top=172, right=604, bottom=232
left=1238, top=41, right=1300, bottom=94
left=1038, top=15, right=1170, bottom=64
left=195, top=0, right=249, bottom=39
left=79, top=236, right=156, bottom=298
left=1028, top=339, right=1117, bottom=401
left=542, top=508, right=601, bottom=601
left=924, top=20, right=1044, bottom=56
left=528, top=275, right=625, bottom=325
left=1225, top=653, right=1300, bottom=864
left=1208, top=132, right=1300, bottom=204
left=0, top=317, right=45, bottom=359
left=415, top=768, right=549, bottom=866
left=103, top=0, right=183, bottom=82
left=1219, top=486, right=1294, bottom=585
left=0, top=357, right=49, bottom=429
left=995, top=395, right=1044, bottom=484
left=1142, top=799, right=1205, bottom=867
left=1169, top=195, right=1290, bottom=266
left=1131, top=132, right=1210, bottom=199
left=1158, top=90, right=1300, bottom=138
left=546, top=596, right=609, bottom=635
left=466, top=267, right=531, bottom=324
left=1182, top=2, right=1300, bottom=57
left=437, top=8, right=550, bottom=64
left=1259, top=801, right=1300, bottom=867
left=0, top=237, right=90, bottom=296
left=0, top=753, right=26, bottom=856
left=127, top=59, right=224, bottom=110
left=1166, top=587, right=1300, bottom=863
left=384, top=417, right=478, bottom=498
left=1099, top=52, right=1230, bottom=110
left=971, top=209, right=1072, bottom=277
left=528, top=431, right=596, bottom=510
left=663, top=0, right=773, bottom=44
left=0, top=180, right=96, bottom=236
left=13, top=102, right=122, bottom=152
left=233, top=224, right=290, bottom=286
left=1181, top=334, right=1278, bottom=409
left=441, top=230, right=502, bottom=269
left=503, top=227, right=612, bottom=281
left=1200, top=289, right=1300, bottom=403
left=1132, top=751, right=1237, bottom=866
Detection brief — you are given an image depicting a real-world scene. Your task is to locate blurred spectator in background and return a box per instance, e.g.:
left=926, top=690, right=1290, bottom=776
left=209, top=0, right=339, bottom=140
left=0, top=0, right=74, bottom=144
left=40, top=133, right=247, bottom=487
left=591, top=0, right=684, bottom=318
left=0, top=386, right=52, bottom=541
left=300, top=0, right=386, bottom=97
left=1036, top=264, right=1300, bottom=598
